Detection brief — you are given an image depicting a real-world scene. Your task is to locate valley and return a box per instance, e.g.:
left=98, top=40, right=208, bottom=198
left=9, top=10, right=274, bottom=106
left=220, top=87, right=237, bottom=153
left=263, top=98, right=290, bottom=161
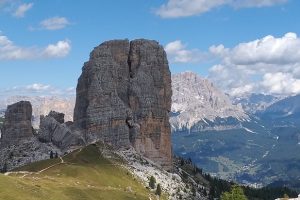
left=171, top=72, right=300, bottom=191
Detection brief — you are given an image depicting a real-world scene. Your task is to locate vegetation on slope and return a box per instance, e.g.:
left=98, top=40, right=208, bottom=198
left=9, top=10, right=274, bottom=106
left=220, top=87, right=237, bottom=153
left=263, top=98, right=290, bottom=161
left=175, top=157, right=298, bottom=200
left=0, top=144, right=164, bottom=200
left=0, top=116, right=4, bottom=129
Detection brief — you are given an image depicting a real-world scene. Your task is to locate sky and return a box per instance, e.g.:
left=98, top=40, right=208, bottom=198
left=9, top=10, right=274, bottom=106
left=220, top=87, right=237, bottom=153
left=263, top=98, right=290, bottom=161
left=0, top=0, right=300, bottom=97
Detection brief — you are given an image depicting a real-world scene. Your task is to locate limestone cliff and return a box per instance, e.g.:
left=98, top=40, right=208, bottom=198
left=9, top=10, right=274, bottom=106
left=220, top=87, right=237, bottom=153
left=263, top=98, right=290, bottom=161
left=74, top=39, right=172, bottom=169
left=1, top=101, right=33, bottom=145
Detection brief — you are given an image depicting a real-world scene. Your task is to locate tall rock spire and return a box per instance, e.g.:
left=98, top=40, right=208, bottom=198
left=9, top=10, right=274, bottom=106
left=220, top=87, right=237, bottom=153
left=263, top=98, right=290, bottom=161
left=74, top=39, right=172, bottom=169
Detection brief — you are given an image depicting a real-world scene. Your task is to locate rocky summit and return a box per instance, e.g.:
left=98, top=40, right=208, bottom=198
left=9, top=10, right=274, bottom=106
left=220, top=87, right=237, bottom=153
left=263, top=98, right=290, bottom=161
left=74, top=39, right=172, bottom=169
left=0, top=101, right=33, bottom=145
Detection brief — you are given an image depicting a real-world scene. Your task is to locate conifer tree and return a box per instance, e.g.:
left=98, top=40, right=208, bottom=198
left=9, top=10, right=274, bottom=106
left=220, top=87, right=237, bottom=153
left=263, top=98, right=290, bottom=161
left=149, top=176, right=156, bottom=189
left=50, top=151, right=54, bottom=159
left=156, top=183, right=162, bottom=196
left=221, top=185, right=247, bottom=200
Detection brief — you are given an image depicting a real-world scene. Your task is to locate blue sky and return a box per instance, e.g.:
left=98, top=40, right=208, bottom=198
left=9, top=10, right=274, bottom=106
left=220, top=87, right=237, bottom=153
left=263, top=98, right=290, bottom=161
left=1, top=0, right=300, bottom=97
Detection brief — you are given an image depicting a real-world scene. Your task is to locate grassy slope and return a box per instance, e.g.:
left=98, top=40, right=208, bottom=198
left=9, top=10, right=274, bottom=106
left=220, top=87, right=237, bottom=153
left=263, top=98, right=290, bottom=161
left=0, top=144, right=162, bottom=200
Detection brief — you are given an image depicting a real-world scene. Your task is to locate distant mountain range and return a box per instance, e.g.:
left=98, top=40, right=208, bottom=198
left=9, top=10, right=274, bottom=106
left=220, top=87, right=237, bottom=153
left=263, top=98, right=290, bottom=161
left=170, top=71, right=300, bottom=190
left=232, top=93, right=284, bottom=114
left=0, top=96, right=75, bottom=128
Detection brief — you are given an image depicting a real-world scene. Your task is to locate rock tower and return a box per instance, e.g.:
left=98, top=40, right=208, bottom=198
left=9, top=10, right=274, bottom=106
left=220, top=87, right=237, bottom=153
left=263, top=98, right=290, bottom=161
left=74, top=39, right=172, bottom=169
left=1, top=101, right=33, bottom=144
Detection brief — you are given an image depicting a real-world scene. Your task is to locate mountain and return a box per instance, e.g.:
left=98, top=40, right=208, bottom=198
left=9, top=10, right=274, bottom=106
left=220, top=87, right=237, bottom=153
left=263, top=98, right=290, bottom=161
left=170, top=72, right=300, bottom=191
left=0, top=96, right=75, bottom=128
left=232, top=93, right=283, bottom=114
left=260, top=94, right=300, bottom=127
left=171, top=71, right=248, bottom=131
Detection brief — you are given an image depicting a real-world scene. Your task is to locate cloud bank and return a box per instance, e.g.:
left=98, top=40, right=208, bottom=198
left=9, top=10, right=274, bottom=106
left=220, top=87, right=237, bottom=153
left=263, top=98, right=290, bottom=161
left=208, top=32, right=300, bottom=96
left=156, top=0, right=288, bottom=18
left=0, top=33, right=71, bottom=60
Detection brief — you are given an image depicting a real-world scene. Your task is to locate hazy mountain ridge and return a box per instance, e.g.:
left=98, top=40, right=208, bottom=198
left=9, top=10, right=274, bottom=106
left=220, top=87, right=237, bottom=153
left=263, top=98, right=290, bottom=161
left=232, top=93, right=284, bottom=114
left=170, top=72, right=300, bottom=190
left=0, top=96, right=75, bottom=128
left=171, top=71, right=248, bottom=131
left=261, top=94, right=300, bottom=121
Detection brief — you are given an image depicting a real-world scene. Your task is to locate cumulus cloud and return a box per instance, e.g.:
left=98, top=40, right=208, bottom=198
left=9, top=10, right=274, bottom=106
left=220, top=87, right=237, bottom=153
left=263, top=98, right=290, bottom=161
left=262, top=72, right=300, bottom=94
left=40, top=17, right=70, bottom=30
left=0, top=33, right=71, bottom=60
left=13, top=2, right=33, bottom=18
left=212, top=32, right=300, bottom=66
left=208, top=32, right=300, bottom=96
left=156, top=0, right=288, bottom=18
left=43, top=40, right=71, bottom=58
left=165, top=40, right=209, bottom=63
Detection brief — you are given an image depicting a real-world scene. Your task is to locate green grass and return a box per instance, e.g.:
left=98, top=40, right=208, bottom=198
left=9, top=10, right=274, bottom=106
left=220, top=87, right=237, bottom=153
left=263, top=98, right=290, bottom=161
left=0, top=144, right=165, bottom=200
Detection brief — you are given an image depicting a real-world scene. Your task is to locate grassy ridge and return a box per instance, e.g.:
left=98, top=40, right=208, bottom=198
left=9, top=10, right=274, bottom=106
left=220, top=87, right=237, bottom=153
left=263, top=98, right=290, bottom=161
left=0, top=144, right=162, bottom=200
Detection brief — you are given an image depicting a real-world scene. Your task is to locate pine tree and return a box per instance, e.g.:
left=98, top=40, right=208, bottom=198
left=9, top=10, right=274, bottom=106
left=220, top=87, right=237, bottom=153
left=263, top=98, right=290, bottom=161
left=221, top=185, right=247, bottom=200
left=1, top=162, right=7, bottom=173
left=50, top=151, right=54, bottom=159
left=156, top=183, right=162, bottom=196
left=149, top=176, right=156, bottom=189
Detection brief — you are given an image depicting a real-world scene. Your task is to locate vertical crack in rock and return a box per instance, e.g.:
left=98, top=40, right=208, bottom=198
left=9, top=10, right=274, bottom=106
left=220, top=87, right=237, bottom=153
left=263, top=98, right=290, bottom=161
left=74, top=39, right=172, bottom=170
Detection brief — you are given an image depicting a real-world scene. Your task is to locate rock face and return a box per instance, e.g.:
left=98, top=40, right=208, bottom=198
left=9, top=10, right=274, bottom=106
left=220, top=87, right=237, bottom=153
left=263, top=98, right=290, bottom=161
left=48, top=111, right=65, bottom=124
left=1, top=101, right=33, bottom=144
left=38, top=111, right=85, bottom=149
left=74, top=39, right=172, bottom=169
left=171, top=72, right=248, bottom=131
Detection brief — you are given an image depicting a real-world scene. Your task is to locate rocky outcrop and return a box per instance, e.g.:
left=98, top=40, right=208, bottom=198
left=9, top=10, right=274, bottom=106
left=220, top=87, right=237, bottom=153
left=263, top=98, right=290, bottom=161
left=48, top=110, right=65, bottom=124
left=0, top=137, right=61, bottom=171
left=1, top=101, right=33, bottom=144
left=38, top=111, right=85, bottom=149
left=74, top=39, right=172, bottom=169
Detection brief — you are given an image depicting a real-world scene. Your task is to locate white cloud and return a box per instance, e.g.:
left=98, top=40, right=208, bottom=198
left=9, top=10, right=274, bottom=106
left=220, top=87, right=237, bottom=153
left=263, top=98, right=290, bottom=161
left=40, top=17, right=70, bottom=30
left=165, top=40, right=209, bottom=63
left=156, top=0, right=288, bottom=18
left=217, top=32, right=300, bottom=66
left=43, top=40, right=71, bottom=58
left=208, top=32, right=300, bottom=96
left=13, top=2, right=33, bottom=18
left=26, top=83, right=51, bottom=92
left=261, top=72, right=300, bottom=94
left=0, top=33, right=71, bottom=60
left=2, top=84, right=76, bottom=97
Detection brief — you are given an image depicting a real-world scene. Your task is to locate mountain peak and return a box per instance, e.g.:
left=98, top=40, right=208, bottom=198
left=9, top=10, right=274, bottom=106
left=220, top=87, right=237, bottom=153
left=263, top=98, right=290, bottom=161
left=171, top=72, right=248, bottom=130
